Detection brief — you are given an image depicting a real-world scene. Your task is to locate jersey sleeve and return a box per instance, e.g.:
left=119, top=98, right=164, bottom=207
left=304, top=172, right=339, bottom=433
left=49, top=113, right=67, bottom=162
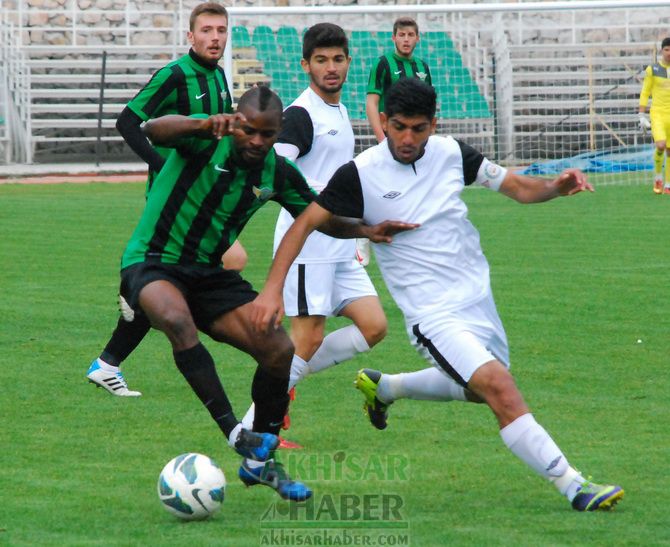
left=316, top=161, right=364, bottom=218
left=277, top=106, right=313, bottom=158
left=173, top=114, right=216, bottom=156
left=126, top=66, right=179, bottom=122
left=367, top=57, right=386, bottom=96
left=424, top=62, right=433, bottom=87
left=456, top=139, right=485, bottom=186
left=274, top=158, right=317, bottom=217
left=639, top=65, right=653, bottom=108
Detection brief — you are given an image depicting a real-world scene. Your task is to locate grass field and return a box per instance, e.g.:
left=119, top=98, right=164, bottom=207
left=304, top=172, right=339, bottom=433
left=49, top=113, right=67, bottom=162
left=1, top=180, right=669, bottom=546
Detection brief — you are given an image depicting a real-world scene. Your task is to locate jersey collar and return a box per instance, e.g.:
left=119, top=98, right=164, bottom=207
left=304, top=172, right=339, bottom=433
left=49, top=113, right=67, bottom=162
left=188, top=48, right=218, bottom=71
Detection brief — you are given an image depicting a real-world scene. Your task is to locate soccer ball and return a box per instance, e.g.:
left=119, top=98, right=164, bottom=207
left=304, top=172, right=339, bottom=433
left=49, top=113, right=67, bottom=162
left=157, top=453, right=226, bottom=520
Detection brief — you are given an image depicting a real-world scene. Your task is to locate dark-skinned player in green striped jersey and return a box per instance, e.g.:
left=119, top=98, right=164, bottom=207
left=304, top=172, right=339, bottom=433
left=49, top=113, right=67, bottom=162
left=366, top=16, right=432, bottom=144
left=87, top=2, right=247, bottom=397
left=117, top=86, right=363, bottom=501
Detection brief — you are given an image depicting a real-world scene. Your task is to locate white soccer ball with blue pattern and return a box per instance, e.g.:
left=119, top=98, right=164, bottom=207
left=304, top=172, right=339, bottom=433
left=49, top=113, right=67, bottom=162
left=157, top=453, right=226, bottom=520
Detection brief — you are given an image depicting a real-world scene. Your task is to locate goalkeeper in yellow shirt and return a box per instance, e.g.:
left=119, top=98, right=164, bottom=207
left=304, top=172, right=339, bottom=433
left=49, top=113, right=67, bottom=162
left=639, top=37, right=670, bottom=194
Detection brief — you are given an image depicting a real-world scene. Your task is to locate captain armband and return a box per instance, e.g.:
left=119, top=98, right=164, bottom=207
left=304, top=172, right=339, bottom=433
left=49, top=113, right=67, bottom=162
left=475, top=158, right=507, bottom=192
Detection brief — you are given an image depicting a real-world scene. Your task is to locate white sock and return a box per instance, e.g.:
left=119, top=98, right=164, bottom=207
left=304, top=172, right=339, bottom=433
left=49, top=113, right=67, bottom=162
left=500, top=413, right=585, bottom=500
left=289, top=354, right=309, bottom=390
left=241, top=403, right=255, bottom=430
left=305, top=325, right=370, bottom=375
left=227, top=423, right=243, bottom=449
left=377, top=368, right=468, bottom=403
left=96, top=358, right=118, bottom=371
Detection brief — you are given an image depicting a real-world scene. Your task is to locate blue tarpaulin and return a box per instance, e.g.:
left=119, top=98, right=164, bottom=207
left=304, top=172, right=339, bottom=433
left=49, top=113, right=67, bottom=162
left=520, top=145, right=653, bottom=175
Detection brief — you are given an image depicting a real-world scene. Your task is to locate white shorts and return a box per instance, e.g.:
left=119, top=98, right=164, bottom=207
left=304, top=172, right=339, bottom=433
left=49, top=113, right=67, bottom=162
left=283, top=259, right=377, bottom=317
left=407, top=292, right=509, bottom=387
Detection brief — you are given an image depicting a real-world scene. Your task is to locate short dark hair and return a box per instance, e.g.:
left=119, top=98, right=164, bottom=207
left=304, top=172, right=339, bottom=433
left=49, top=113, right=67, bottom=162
left=393, top=17, right=419, bottom=35
left=385, top=79, right=436, bottom=120
left=237, top=85, right=283, bottom=117
left=189, top=2, right=228, bottom=31
left=302, top=23, right=349, bottom=60
left=662, top=37, right=670, bottom=49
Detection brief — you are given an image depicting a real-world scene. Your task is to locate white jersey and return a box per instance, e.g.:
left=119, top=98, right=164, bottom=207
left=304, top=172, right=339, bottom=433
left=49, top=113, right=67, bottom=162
left=273, top=87, right=356, bottom=263
left=317, top=135, right=508, bottom=325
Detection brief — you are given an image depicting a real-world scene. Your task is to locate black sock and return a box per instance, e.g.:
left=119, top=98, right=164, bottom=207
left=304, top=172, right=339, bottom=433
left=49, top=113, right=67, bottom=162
left=100, top=315, right=151, bottom=367
left=251, top=366, right=289, bottom=435
left=173, top=343, right=238, bottom=437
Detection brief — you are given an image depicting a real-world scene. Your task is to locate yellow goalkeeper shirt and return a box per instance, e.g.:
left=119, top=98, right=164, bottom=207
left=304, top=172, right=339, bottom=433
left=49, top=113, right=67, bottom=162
left=639, top=61, right=670, bottom=116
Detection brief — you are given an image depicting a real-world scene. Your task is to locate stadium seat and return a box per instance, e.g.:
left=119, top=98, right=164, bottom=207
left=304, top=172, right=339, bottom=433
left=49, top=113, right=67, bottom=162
left=351, top=30, right=381, bottom=59
left=232, top=25, right=252, bottom=49
left=252, top=25, right=276, bottom=53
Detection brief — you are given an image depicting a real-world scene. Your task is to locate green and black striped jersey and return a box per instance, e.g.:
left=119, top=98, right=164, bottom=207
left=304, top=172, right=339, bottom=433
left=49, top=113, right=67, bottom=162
left=367, top=52, right=432, bottom=113
left=126, top=49, right=233, bottom=169
left=121, top=129, right=316, bottom=269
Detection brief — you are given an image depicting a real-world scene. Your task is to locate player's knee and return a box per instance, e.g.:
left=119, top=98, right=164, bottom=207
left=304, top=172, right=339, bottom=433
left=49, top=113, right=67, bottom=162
left=259, top=335, right=294, bottom=376
left=292, top=330, right=324, bottom=360
left=158, top=310, right=198, bottom=347
left=656, top=141, right=666, bottom=152
left=362, top=318, right=387, bottom=348
left=471, top=362, right=523, bottom=410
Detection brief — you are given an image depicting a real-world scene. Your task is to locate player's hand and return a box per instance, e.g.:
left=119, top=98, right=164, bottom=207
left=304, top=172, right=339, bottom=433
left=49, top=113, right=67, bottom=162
left=206, top=112, right=246, bottom=139
left=555, top=168, right=594, bottom=196
left=364, top=220, right=420, bottom=243
left=250, top=289, right=285, bottom=333
left=639, top=113, right=652, bottom=132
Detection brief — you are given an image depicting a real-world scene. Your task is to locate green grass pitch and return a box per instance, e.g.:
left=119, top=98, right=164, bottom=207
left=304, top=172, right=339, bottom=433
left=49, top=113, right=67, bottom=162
left=1, top=178, right=668, bottom=545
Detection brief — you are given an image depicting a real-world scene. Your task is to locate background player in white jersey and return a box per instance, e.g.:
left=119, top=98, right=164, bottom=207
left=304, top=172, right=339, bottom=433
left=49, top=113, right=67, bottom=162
left=253, top=79, right=624, bottom=512
left=242, top=23, right=386, bottom=435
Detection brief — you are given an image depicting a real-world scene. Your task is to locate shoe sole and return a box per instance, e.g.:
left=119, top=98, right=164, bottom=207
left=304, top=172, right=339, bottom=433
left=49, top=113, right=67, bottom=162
left=591, top=488, right=624, bottom=511
left=355, top=371, right=388, bottom=430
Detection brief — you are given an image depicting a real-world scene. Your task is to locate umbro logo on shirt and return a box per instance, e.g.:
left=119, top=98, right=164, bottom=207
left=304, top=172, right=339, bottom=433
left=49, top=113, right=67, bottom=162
left=383, top=191, right=402, bottom=199
left=328, top=129, right=338, bottom=136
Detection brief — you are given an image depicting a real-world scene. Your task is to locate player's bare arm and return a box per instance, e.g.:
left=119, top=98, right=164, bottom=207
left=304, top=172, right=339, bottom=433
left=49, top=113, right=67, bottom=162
left=366, top=93, right=386, bottom=143
left=499, top=168, right=594, bottom=204
left=143, top=113, right=246, bottom=146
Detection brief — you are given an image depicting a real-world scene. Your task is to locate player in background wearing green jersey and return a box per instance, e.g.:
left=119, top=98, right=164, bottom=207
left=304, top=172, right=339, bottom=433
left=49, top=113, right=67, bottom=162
left=87, top=2, right=246, bottom=397
left=357, top=17, right=433, bottom=266
left=639, top=37, right=670, bottom=194
left=365, top=17, right=432, bottom=144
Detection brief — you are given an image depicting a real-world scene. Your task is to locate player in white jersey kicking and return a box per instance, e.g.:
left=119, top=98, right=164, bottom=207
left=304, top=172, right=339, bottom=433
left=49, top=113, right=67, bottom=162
left=241, top=23, right=386, bottom=441
left=252, top=78, right=623, bottom=512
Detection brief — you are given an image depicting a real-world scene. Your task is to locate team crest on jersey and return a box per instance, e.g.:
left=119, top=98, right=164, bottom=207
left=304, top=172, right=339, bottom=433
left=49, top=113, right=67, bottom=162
left=221, top=90, right=228, bottom=101
left=383, top=191, right=402, bottom=199
left=252, top=186, right=276, bottom=202
left=416, top=72, right=427, bottom=81
left=328, top=129, right=338, bottom=136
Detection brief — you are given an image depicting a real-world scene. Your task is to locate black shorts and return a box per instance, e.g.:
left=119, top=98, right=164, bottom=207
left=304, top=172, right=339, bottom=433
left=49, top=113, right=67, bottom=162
left=120, top=261, right=257, bottom=331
